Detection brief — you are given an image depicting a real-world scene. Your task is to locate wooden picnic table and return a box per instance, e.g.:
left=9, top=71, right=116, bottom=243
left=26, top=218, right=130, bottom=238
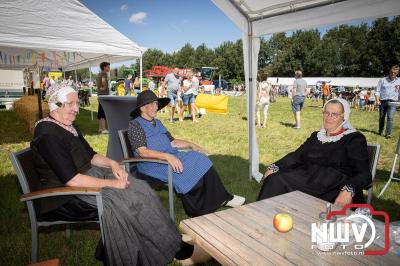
left=179, top=191, right=400, bottom=265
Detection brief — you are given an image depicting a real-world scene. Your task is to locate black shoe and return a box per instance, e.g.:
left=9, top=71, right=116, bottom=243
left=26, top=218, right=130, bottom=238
left=385, top=134, right=392, bottom=139
left=174, top=240, right=194, bottom=260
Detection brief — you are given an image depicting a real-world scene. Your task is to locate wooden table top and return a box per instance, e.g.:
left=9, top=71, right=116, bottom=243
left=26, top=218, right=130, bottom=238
left=179, top=191, right=400, bottom=265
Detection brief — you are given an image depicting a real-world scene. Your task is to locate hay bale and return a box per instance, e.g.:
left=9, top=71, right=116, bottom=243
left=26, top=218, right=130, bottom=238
left=14, top=96, right=49, bottom=133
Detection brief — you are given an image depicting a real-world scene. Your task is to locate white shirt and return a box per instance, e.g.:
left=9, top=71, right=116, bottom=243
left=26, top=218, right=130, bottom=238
left=183, top=79, right=193, bottom=95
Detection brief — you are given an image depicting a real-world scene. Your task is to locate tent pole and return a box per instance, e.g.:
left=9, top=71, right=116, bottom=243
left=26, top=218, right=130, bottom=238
left=89, top=65, right=93, bottom=120
left=248, top=21, right=254, bottom=181
left=74, top=69, right=78, bottom=85
left=139, top=54, right=143, bottom=91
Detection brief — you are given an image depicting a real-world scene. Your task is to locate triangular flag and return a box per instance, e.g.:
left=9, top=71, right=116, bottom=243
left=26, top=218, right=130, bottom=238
left=0, top=51, right=3, bottom=63
left=32, top=52, right=36, bottom=64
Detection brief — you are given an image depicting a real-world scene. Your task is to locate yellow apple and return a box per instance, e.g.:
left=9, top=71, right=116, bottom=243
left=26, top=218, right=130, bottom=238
left=273, top=213, right=293, bottom=233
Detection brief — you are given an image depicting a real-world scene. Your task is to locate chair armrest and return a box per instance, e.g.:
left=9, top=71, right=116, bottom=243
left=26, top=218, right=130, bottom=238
left=20, top=186, right=101, bottom=202
left=120, top=157, right=169, bottom=165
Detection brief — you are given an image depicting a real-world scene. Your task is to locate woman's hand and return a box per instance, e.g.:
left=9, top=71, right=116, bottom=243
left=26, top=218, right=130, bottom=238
left=334, top=191, right=353, bottom=207
left=165, top=154, right=183, bottom=173
left=111, top=161, right=128, bottom=182
left=110, top=178, right=130, bottom=189
left=193, top=145, right=209, bottom=155
left=261, top=169, right=273, bottom=181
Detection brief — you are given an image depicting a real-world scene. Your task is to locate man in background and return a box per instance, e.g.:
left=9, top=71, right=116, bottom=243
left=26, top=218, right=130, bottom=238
left=164, top=68, right=180, bottom=123
left=376, top=65, right=400, bottom=138
left=124, top=74, right=133, bottom=96
left=291, top=70, right=307, bottom=129
left=96, top=62, right=110, bottom=134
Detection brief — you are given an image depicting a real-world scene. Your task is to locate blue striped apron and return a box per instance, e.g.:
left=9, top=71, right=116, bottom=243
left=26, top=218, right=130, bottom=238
left=134, top=117, right=212, bottom=194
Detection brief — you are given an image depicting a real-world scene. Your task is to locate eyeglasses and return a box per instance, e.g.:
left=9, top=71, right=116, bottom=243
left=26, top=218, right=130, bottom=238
left=322, top=111, right=342, bottom=119
left=63, top=101, right=80, bottom=108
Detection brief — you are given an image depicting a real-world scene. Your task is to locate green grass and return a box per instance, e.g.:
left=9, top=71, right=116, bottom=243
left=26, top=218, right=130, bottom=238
left=0, top=96, right=399, bottom=265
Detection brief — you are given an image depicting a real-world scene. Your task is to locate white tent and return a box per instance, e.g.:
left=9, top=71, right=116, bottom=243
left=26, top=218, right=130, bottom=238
left=211, top=0, right=400, bottom=181
left=269, top=77, right=381, bottom=88
left=0, top=0, right=143, bottom=77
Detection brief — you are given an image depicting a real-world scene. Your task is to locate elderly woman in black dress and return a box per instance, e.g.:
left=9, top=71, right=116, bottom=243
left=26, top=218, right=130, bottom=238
left=258, top=98, right=371, bottom=206
left=30, top=83, right=192, bottom=265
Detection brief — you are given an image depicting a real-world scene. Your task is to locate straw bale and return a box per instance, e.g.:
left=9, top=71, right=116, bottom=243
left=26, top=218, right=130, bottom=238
left=14, top=96, right=49, bottom=134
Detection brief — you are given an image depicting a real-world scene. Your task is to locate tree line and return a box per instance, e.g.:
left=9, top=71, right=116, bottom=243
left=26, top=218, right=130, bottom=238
left=142, top=16, right=399, bottom=84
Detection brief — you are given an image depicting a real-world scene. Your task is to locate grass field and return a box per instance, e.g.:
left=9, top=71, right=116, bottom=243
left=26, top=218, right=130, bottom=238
left=0, top=96, right=399, bottom=265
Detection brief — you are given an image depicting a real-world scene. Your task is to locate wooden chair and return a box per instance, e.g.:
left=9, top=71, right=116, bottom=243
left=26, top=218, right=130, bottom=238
left=377, top=137, right=400, bottom=198
left=118, top=129, right=175, bottom=220
left=366, top=143, right=380, bottom=204
left=9, top=148, right=105, bottom=263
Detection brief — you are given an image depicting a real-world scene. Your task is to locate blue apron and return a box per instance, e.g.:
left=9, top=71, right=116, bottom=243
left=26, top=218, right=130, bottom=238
left=134, top=117, right=212, bottom=194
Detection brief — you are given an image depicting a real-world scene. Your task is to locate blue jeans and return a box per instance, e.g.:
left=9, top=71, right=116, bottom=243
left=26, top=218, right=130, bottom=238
left=379, top=100, right=397, bottom=135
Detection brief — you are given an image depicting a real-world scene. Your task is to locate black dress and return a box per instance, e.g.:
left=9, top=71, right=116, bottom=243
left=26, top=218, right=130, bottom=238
left=257, top=131, right=371, bottom=203
left=31, top=120, right=182, bottom=265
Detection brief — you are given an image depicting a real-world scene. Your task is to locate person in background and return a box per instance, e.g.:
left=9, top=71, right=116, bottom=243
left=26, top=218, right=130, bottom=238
left=42, top=73, right=51, bottom=98
left=376, top=65, right=400, bottom=138
left=256, top=73, right=271, bottom=128
left=148, top=77, right=156, bottom=91
left=133, top=76, right=141, bottom=95
left=191, top=73, right=201, bottom=117
left=66, top=75, right=74, bottom=87
left=124, top=74, right=133, bottom=96
left=179, top=75, right=198, bottom=123
left=322, top=81, right=330, bottom=107
left=96, top=62, right=110, bottom=134
left=368, top=88, right=376, bottom=112
left=291, top=70, right=307, bottom=129
left=164, top=68, right=180, bottom=123
left=359, top=88, right=366, bottom=110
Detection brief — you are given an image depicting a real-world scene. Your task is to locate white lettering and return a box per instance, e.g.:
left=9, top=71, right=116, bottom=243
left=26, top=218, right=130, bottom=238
left=352, top=223, right=368, bottom=243
left=330, top=223, right=349, bottom=243
left=312, top=223, right=328, bottom=243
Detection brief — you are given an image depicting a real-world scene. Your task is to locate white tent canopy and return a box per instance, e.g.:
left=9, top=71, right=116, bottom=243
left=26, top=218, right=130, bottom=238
left=212, top=0, right=400, bottom=181
left=269, top=77, right=381, bottom=88
left=0, top=0, right=143, bottom=71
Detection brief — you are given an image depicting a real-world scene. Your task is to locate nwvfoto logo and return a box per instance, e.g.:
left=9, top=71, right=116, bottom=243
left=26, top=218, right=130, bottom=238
left=311, top=204, right=390, bottom=256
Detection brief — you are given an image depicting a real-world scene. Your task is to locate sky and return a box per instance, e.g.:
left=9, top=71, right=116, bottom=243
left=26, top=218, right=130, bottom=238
left=80, top=0, right=376, bottom=71
left=80, top=0, right=242, bottom=53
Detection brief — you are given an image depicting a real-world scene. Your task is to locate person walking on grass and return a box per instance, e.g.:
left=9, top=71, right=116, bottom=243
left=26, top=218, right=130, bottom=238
left=164, top=68, right=180, bottom=123
left=376, top=65, right=400, bottom=139
left=291, top=70, right=307, bottom=129
left=96, top=62, right=110, bottom=134
left=256, top=73, right=271, bottom=128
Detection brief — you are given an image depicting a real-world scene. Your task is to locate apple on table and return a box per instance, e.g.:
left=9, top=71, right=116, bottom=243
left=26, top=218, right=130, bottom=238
left=273, top=213, right=293, bottom=233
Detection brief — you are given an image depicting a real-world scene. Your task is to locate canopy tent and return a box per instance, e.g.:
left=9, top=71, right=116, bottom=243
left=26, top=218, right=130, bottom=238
left=269, top=77, right=381, bottom=88
left=0, top=0, right=143, bottom=78
left=211, top=0, right=400, bottom=181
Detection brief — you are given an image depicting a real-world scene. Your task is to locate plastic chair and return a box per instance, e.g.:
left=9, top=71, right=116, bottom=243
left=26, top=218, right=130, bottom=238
left=118, top=129, right=175, bottom=220
left=9, top=148, right=105, bottom=263
left=366, top=143, right=380, bottom=204
left=377, top=137, right=400, bottom=198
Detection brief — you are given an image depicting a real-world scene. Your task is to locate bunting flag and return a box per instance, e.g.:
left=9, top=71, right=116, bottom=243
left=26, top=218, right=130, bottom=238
left=17, top=55, right=20, bottom=64
left=31, top=52, right=36, bottom=64
left=12, top=55, right=15, bottom=64
left=4, top=54, right=7, bottom=64
left=40, top=52, right=45, bottom=62
left=0, top=51, right=3, bottom=63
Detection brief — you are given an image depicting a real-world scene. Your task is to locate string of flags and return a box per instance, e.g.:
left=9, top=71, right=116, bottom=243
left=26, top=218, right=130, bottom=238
left=0, top=50, right=78, bottom=66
